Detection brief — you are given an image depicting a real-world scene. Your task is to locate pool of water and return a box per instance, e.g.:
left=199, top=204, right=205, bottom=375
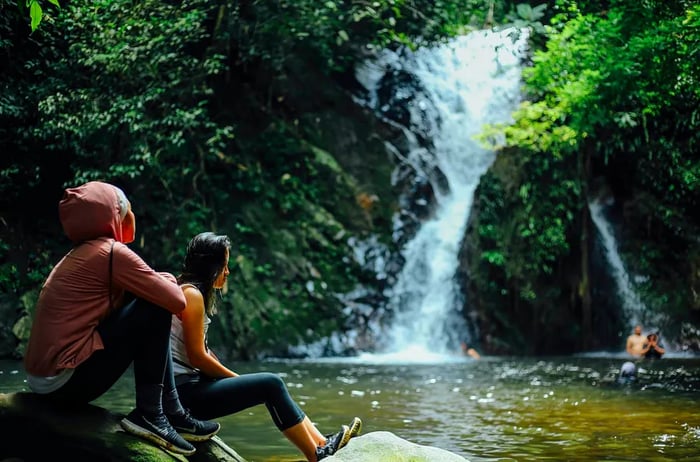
left=2, top=353, right=700, bottom=461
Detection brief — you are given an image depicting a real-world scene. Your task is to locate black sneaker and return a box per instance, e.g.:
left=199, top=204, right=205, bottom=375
left=347, top=416, right=362, bottom=439
left=316, top=424, right=351, bottom=461
left=120, top=408, right=196, bottom=455
left=168, top=409, right=221, bottom=442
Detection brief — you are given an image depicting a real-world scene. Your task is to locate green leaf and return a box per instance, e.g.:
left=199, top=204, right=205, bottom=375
left=29, top=0, right=43, bottom=32
left=516, top=3, right=532, bottom=20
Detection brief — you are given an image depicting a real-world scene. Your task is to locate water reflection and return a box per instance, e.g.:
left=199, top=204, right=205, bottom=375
left=2, top=355, right=699, bottom=461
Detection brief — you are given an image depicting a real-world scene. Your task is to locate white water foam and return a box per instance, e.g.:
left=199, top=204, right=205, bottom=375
left=355, top=28, right=530, bottom=361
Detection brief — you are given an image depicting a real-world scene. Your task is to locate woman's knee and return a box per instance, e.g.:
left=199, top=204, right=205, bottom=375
left=126, top=298, right=172, bottom=332
left=99, top=298, right=171, bottom=345
left=259, top=372, right=288, bottom=394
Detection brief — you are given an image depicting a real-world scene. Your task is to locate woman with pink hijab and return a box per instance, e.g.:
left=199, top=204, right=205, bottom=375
left=23, top=181, right=219, bottom=455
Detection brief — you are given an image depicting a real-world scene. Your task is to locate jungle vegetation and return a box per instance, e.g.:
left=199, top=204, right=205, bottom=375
left=1, top=0, right=698, bottom=358
left=471, top=0, right=700, bottom=353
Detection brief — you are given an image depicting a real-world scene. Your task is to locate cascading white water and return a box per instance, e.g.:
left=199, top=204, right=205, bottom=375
left=589, top=198, right=653, bottom=330
left=354, top=28, right=530, bottom=360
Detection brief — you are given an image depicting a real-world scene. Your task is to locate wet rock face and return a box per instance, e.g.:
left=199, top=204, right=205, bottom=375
left=376, top=68, right=442, bottom=146
left=691, top=255, right=700, bottom=311
left=679, top=322, right=700, bottom=352
left=373, top=64, right=450, bottom=249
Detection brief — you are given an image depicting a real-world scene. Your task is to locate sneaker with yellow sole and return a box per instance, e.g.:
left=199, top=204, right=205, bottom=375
left=316, top=424, right=351, bottom=460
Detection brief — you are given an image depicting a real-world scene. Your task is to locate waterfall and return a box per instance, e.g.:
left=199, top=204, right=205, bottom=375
left=589, top=198, right=655, bottom=330
left=353, top=28, right=530, bottom=360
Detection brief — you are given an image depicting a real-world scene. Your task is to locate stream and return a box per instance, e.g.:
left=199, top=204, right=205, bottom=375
left=2, top=354, right=699, bottom=461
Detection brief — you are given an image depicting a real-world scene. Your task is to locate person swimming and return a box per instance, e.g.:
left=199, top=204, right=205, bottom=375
left=460, top=341, right=481, bottom=359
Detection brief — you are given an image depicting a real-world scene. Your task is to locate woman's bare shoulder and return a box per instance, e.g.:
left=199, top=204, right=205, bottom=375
left=180, top=283, right=201, bottom=294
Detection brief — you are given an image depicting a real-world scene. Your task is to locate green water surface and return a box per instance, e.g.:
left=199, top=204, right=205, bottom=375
left=2, top=354, right=699, bottom=461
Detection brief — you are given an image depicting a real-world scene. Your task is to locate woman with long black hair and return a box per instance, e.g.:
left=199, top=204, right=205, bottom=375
left=172, top=231, right=362, bottom=461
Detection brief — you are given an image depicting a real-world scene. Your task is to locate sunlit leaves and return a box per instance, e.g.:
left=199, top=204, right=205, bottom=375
left=482, top=250, right=505, bottom=266
left=29, top=0, right=41, bottom=31
left=480, top=100, right=578, bottom=156
left=22, top=0, right=59, bottom=32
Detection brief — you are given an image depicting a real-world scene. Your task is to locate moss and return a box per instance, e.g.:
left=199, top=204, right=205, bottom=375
left=0, top=392, right=243, bottom=461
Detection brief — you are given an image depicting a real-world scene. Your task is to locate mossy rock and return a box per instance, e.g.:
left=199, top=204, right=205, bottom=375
left=0, top=392, right=245, bottom=462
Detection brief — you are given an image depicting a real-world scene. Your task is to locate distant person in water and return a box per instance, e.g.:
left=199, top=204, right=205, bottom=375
left=626, top=324, right=646, bottom=357
left=460, top=341, right=481, bottom=360
left=618, top=361, right=637, bottom=384
left=642, top=333, right=665, bottom=359
left=171, top=232, right=362, bottom=461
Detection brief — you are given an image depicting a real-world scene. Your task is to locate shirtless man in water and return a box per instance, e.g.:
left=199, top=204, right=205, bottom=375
left=626, top=325, right=646, bottom=357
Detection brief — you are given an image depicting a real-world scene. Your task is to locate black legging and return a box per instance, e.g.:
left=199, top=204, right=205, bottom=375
left=45, top=297, right=175, bottom=405
left=176, top=372, right=305, bottom=431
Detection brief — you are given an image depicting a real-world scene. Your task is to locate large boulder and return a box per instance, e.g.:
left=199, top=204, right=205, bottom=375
left=0, top=392, right=246, bottom=461
left=329, top=431, right=470, bottom=462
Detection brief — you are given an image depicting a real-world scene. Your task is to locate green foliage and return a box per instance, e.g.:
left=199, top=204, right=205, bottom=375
left=231, top=0, right=495, bottom=73
left=36, top=0, right=229, bottom=183
left=506, top=3, right=548, bottom=34
left=478, top=0, right=700, bottom=339
left=475, top=150, right=578, bottom=299
left=8, top=0, right=697, bottom=358
left=1, top=0, right=446, bottom=361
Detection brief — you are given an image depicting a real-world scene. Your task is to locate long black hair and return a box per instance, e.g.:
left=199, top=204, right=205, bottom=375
left=177, top=232, right=231, bottom=315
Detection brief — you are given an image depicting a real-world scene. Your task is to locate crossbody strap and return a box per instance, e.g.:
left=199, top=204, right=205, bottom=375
left=109, top=239, right=115, bottom=310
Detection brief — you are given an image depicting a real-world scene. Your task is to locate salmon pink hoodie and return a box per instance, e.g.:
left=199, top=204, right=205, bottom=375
left=24, top=181, right=186, bottom=377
